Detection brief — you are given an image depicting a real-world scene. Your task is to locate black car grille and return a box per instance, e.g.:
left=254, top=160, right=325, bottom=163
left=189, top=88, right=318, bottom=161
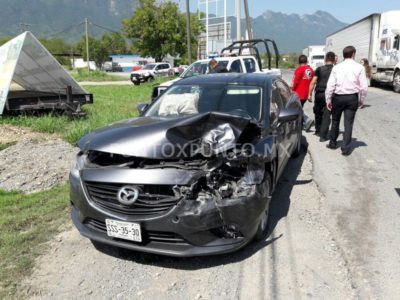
left=85, top=218, right=188, bottom=244
left=84, top=182, right=180, bottom=217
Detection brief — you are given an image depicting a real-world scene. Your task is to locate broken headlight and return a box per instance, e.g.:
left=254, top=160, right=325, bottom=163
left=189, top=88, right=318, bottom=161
left=70, top=153, right=86, bottom=178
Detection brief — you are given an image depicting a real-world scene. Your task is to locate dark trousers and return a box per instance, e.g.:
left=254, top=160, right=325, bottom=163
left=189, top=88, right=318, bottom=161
left=320, top=107, right=331, bottom=139
left=330, top=94, right=358, bottom=153
left=313, top=92, right=326, bottom=133
left=314, top=92, right=331, bottom=139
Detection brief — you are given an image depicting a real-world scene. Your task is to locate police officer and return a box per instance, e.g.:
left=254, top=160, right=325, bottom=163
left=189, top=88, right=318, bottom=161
left=308, top=51, right=336, bottom=141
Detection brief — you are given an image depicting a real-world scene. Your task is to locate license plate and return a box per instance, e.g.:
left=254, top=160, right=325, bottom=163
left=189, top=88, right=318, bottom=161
left=105, top=219, right=142, bottom=242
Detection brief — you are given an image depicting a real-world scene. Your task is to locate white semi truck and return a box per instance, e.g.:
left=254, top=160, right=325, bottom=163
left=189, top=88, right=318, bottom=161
left=325, top=10, right=400, bottom=93
left=302, top=45, right=325, bottom=70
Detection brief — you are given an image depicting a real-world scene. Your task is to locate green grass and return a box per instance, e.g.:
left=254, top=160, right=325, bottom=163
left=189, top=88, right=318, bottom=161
left=0, top=185, right=70, bottom=299
left=0, top=79, right=168, bottom=144
left=0, top=142, right=17, bottom=151
left=71, top=69, right=128, bottom=82
left=0, top=80, right=169, bottom=298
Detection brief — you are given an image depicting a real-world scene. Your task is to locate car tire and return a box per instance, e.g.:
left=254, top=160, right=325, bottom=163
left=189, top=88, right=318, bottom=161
left=133, top=81, right=140, bottom=86
left=146, top=76, right=155, bottom=83
left=291, top=123, right=303, bottom=158
left=254, top=172, right=272, bottom=241
left=394, top=71, right=400, bottom=93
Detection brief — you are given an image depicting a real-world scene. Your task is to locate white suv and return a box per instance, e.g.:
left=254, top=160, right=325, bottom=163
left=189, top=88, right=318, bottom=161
left=131, top=62, right=172, bottom=85
left=151, top=56, right=281, bottom=100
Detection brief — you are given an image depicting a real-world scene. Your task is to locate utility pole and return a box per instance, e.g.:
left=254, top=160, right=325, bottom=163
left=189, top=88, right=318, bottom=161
left=243, top=0, right=252, bottom=40
left=235, top=0, right=241, bottom=41
left=185, top=0, right=192, bottom=64
left=85, top=18, right=90, bottom=72
left=224, top=0, right=227, bottom=47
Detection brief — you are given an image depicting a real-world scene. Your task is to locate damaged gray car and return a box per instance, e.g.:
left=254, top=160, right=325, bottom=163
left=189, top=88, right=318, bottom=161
left=70, top=73, right=302, bottom=256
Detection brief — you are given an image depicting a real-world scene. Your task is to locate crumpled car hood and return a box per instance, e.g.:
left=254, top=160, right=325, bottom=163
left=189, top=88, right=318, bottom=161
left=77, top=112, right=259, bottom=159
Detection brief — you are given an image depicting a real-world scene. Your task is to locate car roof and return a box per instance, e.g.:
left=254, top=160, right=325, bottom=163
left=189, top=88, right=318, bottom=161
left=175, top=73, right=278, bottom=86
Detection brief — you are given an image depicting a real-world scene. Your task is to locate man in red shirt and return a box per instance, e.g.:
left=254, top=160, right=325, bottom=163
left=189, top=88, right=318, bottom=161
left=292, top=55, right=314, bottom=131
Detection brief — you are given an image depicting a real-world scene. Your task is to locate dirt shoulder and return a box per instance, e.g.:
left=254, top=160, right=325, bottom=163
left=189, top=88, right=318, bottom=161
left=0, top=125, right=77, bottom=193
left=18, top=151, right=355, bottom=300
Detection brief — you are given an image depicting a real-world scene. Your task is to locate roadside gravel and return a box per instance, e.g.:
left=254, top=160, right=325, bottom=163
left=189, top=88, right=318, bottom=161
left=0, top=125, right=77, bottom=193
left=19, top=149, right=355, bottom=300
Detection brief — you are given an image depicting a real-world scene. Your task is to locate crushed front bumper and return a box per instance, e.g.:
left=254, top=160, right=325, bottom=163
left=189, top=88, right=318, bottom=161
left=70, top=166, right=268, bottom=257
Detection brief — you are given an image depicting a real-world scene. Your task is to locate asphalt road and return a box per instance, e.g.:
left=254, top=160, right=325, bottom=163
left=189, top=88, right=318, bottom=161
left=20, top=70, right=400, bottom=299
left=281, top=69, right=400, bottom=299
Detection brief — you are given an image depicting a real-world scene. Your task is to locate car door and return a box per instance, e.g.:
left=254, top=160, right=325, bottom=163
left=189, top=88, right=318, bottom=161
left=161, top=64, right=170, bottom=75
left=243, top=58, right=257, bottom=73
left=270, top=80, right=291, bottom=177
left=276, top=79, right=302, bottom=153
left=229, top=59, right=243, bottom=73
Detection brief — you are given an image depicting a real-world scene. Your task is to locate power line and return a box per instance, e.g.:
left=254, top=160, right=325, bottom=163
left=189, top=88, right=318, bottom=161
left=90, top=22, right=120, bottom=34
left=47, top=22, right=85, bottom=38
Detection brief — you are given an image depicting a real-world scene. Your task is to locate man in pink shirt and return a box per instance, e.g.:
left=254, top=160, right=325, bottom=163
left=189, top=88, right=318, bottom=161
left=325, top=46, right=368, bottom=156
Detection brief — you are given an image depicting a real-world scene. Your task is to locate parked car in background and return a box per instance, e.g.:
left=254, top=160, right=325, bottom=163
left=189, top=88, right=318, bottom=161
left=103, top=61, right=112, bottom=72
left=152, top=56, right=268, bottom=100
left=103, top=62, right=123, bottom=72
left=152, top=38, right=282, bottom=100
left=168, top=65, right=189, bottom=76
left=130, top=62, right=172, bottom=85
left=70, top=73, right=303, bottom=257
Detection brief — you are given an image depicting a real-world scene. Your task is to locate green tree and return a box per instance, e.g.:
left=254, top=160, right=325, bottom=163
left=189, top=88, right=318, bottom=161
left=76, top=33, right=127, bottom=68
left=101, top=32, right=127, bottom=55
left=76, top=36, right=105, bottom=68
left=40, top=38, right=72, bottom=65
left=123, top=0, right=204, bottom=62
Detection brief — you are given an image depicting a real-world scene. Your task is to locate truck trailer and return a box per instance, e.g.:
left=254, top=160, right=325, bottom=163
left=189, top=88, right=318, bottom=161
left=302, top=45, right=325, bottom=70
left=325, top=10, right=400, bottom=92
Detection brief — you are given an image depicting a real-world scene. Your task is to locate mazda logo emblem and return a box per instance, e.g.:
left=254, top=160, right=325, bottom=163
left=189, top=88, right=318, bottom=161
left=117, top=186, right=140, bottom=206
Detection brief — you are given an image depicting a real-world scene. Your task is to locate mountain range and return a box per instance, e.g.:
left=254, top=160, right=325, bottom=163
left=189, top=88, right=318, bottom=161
left=0, top=1, right=347, bottom=53
left=0, top=0, right=139, bottom=41
left=250, top=10, right=347, bottom=52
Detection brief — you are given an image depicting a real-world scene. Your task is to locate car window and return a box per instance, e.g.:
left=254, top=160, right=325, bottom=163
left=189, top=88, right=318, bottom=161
left=163, top=64, right=169, bottom=69
left=244, top=58, right=257, bottom=73
left=393, top=35, right=400, bottom=50
left=275, top=80, right=291, bottom=107
left=181, top=62, right=209, bottom=78
left=230, top=60, right=243, bottom=73
left=271, top=81, right=284, bottom=125
left=217, top=60, right=229, bottom=68
left=145, top=84, right=263, bottom=121
left=143, top=64, right=156, bottom=70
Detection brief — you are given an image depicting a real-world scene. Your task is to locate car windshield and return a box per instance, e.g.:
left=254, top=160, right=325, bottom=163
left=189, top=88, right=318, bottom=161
left=143, top=64, right=156, bottom=70
left=180, top=60, right=229, bottom=78
left=145, top=84, right=263, bottom=121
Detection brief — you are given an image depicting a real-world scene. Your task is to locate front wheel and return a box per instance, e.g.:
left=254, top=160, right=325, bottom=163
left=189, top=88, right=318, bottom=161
left=393, top=71, right=400, bottom=93
left=254, top=173, right=272, bottom=241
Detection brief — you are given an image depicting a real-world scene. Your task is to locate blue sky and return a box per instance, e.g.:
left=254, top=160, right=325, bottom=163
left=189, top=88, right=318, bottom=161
left=175, top=0, right=400, bottom=23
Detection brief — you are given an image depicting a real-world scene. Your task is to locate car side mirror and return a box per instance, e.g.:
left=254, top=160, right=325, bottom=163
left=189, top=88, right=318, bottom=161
left=278, top=108, right=299, bottom=123
left=137, top=103, right=149, bottom=115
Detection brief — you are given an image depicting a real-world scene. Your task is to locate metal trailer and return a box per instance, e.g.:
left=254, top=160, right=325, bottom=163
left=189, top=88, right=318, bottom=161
left=325, top=11, right=400, bottom=92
